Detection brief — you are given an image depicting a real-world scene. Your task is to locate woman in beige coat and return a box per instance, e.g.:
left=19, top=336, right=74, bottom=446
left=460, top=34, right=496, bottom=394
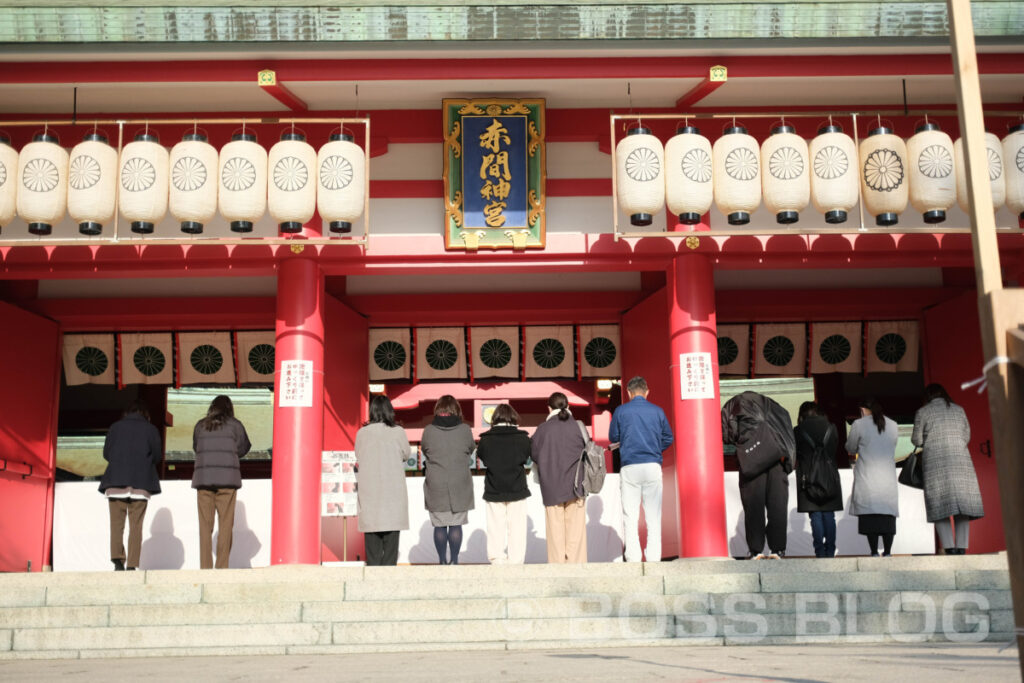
left=355, top=395, right=410, bottom=566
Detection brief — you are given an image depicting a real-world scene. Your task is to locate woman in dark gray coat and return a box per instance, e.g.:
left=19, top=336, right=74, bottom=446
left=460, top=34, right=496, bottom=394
left=912, top=383, right=983, bottom=555
left=99, top=400, right=162, bottom=570
left=192, top=395, right=251, bottom=569
left=355, top=395, right=410, bottom=566
left=420, top=394, right=475, bottom=564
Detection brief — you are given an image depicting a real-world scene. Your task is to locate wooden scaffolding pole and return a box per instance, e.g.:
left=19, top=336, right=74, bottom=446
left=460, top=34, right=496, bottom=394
left=947, top=0, right=1024, bottom=670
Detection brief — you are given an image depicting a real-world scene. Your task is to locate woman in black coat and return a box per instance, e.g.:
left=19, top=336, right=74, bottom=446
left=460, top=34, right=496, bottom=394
left=476, top=403, right=531, bottom=564
left=794, top=401, right=843, bottom=558
left=99, top=400, right=162, bottom=570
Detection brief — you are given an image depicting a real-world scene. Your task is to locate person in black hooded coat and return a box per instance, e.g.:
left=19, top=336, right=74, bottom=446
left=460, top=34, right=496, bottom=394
left=722, top=391, right=795, bottom=559
left=794, top=401, right=843, bottom=557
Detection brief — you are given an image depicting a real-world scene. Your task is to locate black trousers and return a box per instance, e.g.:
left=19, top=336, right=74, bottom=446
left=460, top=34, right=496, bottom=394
left=364, top=530, right=400, bottom=566
left=739, top=462, right=789, bottom=554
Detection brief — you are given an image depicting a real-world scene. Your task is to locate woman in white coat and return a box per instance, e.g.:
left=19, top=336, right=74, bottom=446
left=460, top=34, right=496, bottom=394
left=845, top=397, right=899, bottom=557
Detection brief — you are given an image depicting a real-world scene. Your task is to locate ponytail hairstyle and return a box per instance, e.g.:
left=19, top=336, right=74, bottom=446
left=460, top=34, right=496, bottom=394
left=202, top=394, right=234, bottom=431
left=859, top=396, right=886, bottom=434
left=923, top=383, right=952, bottom=408
left=548, top=392, right=571, bottom=421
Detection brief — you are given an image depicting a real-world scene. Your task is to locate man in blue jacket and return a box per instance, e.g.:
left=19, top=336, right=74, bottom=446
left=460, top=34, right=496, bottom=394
left=609, top=376, right=674, bottom=562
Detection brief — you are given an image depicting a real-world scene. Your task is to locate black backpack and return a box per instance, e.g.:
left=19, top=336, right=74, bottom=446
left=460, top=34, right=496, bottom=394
left=798, top=426, right=840, bottom=505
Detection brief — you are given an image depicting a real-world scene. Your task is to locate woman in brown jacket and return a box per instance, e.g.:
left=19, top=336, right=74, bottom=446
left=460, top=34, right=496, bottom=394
left=531, top=392, right=587, bottom=563
left=192, top=395, right=251, bottom=569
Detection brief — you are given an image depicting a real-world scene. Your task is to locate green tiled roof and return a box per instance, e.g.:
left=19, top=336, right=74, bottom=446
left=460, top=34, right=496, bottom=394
left=0, top=2, right=1021, bottom=44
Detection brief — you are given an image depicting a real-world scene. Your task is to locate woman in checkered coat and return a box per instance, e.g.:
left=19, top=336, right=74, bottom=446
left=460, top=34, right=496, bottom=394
left=911, top=383, right=984, bottom=555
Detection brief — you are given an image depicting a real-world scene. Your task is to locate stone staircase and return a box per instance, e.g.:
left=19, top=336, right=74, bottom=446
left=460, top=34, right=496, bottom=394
left=0, top=554, right=1014, bottom=660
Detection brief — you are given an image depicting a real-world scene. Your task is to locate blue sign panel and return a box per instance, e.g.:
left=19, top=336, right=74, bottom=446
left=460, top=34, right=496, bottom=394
left=461, top=115, right=528, bottom=229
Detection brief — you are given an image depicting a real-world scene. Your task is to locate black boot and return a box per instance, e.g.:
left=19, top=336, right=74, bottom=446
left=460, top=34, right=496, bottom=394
left=112, top=559, right=125, bottom=571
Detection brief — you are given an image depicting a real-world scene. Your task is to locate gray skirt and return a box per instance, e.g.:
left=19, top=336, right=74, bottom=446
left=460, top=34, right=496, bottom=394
left=429, top=510, right=469, bottom=527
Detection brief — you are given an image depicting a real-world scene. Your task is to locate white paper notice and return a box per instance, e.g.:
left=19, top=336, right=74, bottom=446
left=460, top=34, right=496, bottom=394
left=322, top=450, right=358, bottom=517
left=279, top=359, right=313, bottom=407
left=679, top=352, right=715, bottom=400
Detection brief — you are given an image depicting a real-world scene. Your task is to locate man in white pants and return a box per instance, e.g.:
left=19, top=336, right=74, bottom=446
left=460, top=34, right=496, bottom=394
left=609, top=376, right=674, bottom=562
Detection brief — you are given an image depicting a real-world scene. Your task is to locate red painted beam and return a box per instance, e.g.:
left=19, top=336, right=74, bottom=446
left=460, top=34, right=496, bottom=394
left=26, top=297, right=276, bottom=330
left=346, top=291, right=640, bottom=326
left=676, top=77, right=726, bottom=109
left=716, top=288, right=965, bottom=322
left=4, top=54, right=1024, bottom=86
left=260, top=83, right=308, bottom=112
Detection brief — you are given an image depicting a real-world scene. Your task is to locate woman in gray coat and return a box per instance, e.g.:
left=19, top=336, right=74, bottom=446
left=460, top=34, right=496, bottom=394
left=192, top=395, right=251, bottom=569
left=911, top=383, right=983, bottom=555
left=845, top=397, right=899, bottom=557
left=420, top=395, right=475, bottom=564
left=355, top=395, right=410, bottom=566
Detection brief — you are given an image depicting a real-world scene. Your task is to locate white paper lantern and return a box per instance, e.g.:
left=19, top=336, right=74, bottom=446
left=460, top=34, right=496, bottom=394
left=18, top=132, right=69, bottom=235
left=761, top=124, right=809, bottom=224
left=317, top=132, right=365, bottom=234
left=219, top=132, right=267, bottom=233
left=616, top=126, right=665, bottom=226
left=269, top=131, right=317, bottom=234
left=0, top=134, right=17, bottom=230
left=67, top=132, right=118, bottom=236
left=1005, top=123, right=1024, bottom=221
left=907, top=122, right=955, bottom=224
left=665, top=125, right=712, bottom=225
left=859, top=124, right=908, bottom=226
left=169, top=132, right=218, bottom=234
left=954, top=133, right=1007, bottom=214
left=713, top=125, right=761, bottom=225
left=809, top=124, right=859, bottom=224
left=118, top=133, right=169, bottom=234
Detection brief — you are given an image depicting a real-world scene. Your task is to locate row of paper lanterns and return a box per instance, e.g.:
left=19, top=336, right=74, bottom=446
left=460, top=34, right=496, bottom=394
left=616, top=121, right=1024, bottom=227
left=0, top=129, right=366, bottom=236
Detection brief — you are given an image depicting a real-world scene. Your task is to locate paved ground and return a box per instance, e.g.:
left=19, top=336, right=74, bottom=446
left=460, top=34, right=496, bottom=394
left=0, top=643, right=1020, bottom=682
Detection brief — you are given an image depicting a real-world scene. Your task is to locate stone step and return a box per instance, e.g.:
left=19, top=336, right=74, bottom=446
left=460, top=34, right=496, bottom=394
left=0, top=553, right=1012, bottom=660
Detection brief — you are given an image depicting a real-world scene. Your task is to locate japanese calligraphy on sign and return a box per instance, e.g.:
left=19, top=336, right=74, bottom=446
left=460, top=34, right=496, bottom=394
left=322, top=450, right=358, bottom=517
left=443, top=98, right=546, bottom=250
left=679, top=352, right=715, bottom=400
left=279, top=359, right=313, bottom=407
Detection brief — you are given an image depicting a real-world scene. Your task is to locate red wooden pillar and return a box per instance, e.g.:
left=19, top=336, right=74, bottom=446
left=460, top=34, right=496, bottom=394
left=666, top=252, right=728, bottom=557
left=271, top=256, right=325, bottom=565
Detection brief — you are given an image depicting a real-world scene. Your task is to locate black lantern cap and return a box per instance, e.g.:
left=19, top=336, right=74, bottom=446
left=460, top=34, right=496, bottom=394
left=83, top=132, right=108, bottom=143
left=817, top=124, right=844, bottom=135
left=776, top=211, right=800, bottom=224
left=0, top=133, right=10, bottom=146
left=33, top=132, right=59, bottom=144
left=675, top=125, right=700, bottom=135
left=630, top=213, right=653, bottom=226
left=134, top=133, right=159, bottom=143
left=825, top=210, right=847, bottom=224
left=180, top=221, right=203, bottom=234
left=723, top=125, right=747, bottom=135
left=28, top=222, right=53, bottom=235
left=131, top=221, right=155, bottom=234
left=868, top=125, right=893, bottom=137
left=280, top=131, right=306, bottom=142
left=330, top=221, right=353, bottom=234
left=875, top=212, right=899, bottom=226
left=79, top=221, right=103, bottom=236
left=771, top=124, right=795, bottom=135
left=279, top=221, right=303, bottom=233
left=1009, top=122, right=1024, bottom=134
left=627, top=126, right=652, bottom=136
left=923, top=210, right=946, bottom=224
left=232, top=132, right=257, bottom=142
left=728, top=211, right=750, bottom=225
left=231, top=220, right=254, bottom=233
left=329, top=132, right=354, bottom=142
left=915, top=122, right=941, bottom=133
left=678, top=212, right=702, bottom=225
left=182, top=132, right=208, bottom=142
